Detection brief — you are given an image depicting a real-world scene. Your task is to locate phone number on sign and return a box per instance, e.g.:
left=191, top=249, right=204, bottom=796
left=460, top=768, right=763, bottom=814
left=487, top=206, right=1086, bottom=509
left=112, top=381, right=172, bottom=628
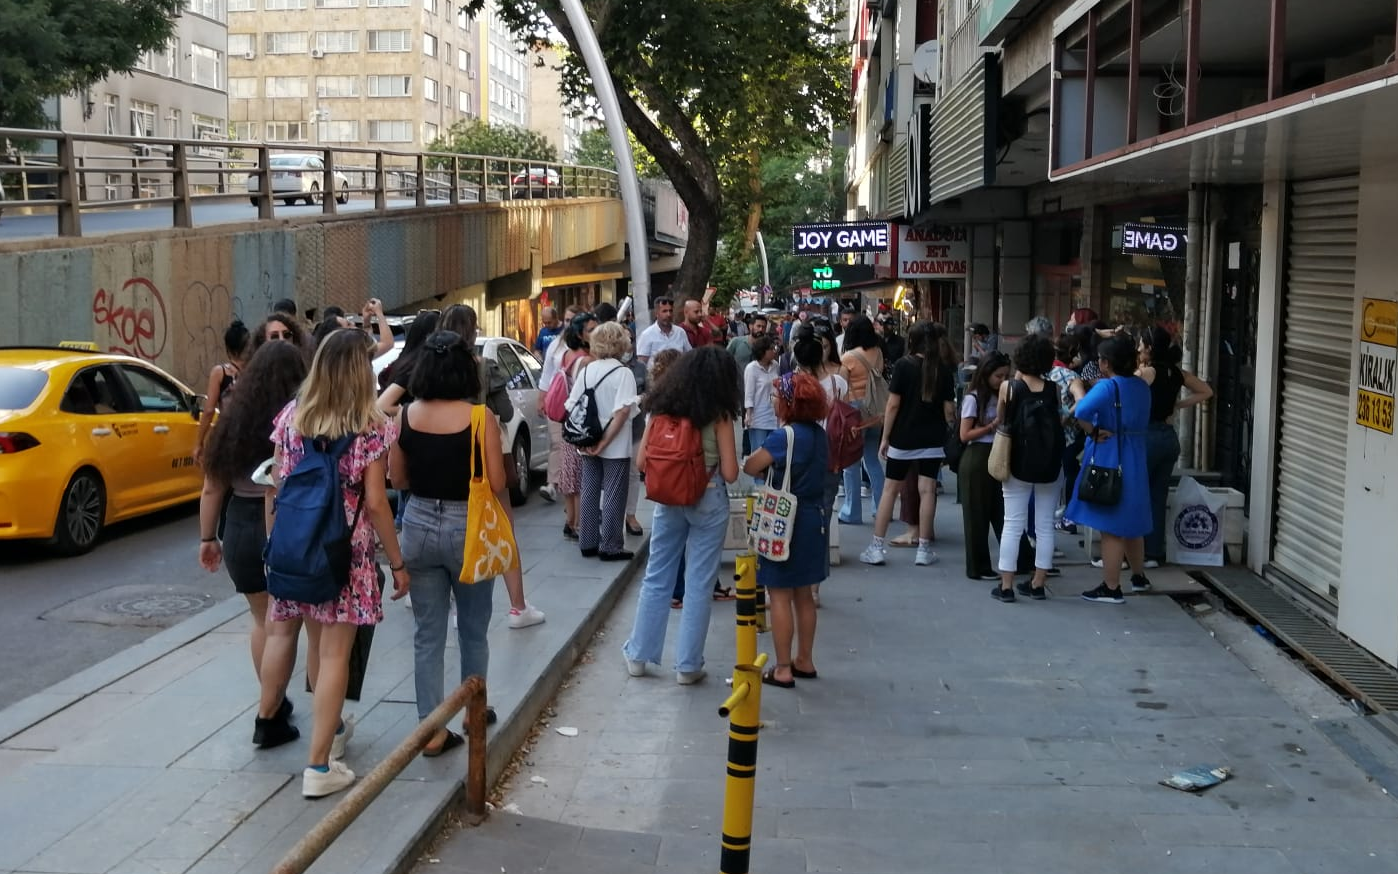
left=1357, top=389, right=1394, bottom=434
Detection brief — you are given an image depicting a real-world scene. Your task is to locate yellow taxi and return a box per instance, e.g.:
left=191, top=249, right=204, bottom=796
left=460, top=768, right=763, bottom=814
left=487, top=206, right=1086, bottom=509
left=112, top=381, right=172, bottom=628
left=0, top=345, right=205, bottom=554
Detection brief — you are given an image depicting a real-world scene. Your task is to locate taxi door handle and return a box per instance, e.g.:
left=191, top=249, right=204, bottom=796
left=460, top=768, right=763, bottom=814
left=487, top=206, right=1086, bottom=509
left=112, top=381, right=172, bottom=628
left=153, top=425, right=170, bottom=434
left=91, top=427, right=113, bottom=437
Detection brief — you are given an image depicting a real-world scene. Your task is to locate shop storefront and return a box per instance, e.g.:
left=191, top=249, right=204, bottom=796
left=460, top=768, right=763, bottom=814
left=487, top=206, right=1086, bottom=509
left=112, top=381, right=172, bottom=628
left=1100, top=201, right=1189, bottom=331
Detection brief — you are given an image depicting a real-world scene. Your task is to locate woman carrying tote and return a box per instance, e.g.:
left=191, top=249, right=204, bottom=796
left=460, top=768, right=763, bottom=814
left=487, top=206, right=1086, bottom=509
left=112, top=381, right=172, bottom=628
left=389, top=331, right=504, bottom=757
left=1066, top=335, right=1154, bottom=603
left=837, top=315, right=886, bottom=525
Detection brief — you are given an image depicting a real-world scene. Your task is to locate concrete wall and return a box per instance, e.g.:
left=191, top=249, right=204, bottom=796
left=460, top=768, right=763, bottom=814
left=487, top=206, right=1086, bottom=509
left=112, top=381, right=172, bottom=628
left=0, top=198, right=622, bottom=389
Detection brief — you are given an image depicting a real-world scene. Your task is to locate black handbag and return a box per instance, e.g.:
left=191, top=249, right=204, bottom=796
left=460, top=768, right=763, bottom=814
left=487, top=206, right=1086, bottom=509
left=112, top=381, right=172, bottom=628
left=1077, top=380, right=1123, bottom=507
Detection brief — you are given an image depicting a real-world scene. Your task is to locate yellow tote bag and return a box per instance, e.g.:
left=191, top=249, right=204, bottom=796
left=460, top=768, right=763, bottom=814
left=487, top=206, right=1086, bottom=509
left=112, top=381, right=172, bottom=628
left=460, top=404, right=521, bottom=583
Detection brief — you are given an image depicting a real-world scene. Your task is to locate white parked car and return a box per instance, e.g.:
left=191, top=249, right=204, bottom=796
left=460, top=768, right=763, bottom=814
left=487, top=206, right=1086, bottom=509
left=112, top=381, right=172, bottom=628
left=374, top=334, right=549, bottom=506
left=248, top=153, right=350, bottom=206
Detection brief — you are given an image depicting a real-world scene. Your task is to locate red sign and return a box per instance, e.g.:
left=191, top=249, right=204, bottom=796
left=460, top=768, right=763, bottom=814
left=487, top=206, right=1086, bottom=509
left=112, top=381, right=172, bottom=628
left=876, top=224, right=970, bottom=280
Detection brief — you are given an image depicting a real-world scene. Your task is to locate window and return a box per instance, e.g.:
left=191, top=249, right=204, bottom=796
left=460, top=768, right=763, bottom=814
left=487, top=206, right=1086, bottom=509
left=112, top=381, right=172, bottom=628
left=231, top=121, right=258, bottom=141
left=423, top=121, right=438, bottom=142
left=265, top=0, right=306, bottom=7
left=186, top=0, right=225, bottom=22
left=316, top=75, right=359, bottom=97
left=228, top=34, right=254, bottom=56
left=367, top=29, right=411, bottom=51
left=264, top=31, right=309, bottom=54
left=265, top=76, right=308, bottom=98
left=135, top=49, right=157, bottom=72
left=227, top=0, right=254, bottom=10
left=315, top=30, right=359, bottom=53
left=265, top=121, right=309, bottom=141
left=62, top=367, right=127, bottom=415
left=456, top=7, right=469, bottom=28
left=423, top=33, right=437, bottom=57
left=121, top=366, right=188, bottom=414
left=319, top=120, right=359, bottom=141
left=129, top=101, right=157, bottom=136
left=228, top=77, right=257, bottom=98
left=190, top=44, right=223, bottom=88
left=193, top=114, right=225, bottom=149
left=367, top=0, right=408, bottom=6
left=423, top=0, right=436, bottom=12
left=457, top=48, right=470, bottom=71
left=316, top=0, right=358, bottom=6
left=368, top=120, right=412, bottom=142
left=457, top=90, right=471, bottom=114
left=166, top=109, right=181, bottom=138
left=164, top=37, right=180, bottom=77
left=366, top=74, right=411, bottom=97
left=104, top=94, right=119, bottom=135
left=423, top=77, right=438, bottom=101
left=493, top=345, right=529, bottom=389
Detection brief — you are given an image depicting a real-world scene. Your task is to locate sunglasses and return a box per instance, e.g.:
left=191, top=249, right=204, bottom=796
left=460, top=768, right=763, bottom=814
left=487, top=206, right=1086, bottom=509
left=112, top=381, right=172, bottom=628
left=267, top=331, right=292, bottom=340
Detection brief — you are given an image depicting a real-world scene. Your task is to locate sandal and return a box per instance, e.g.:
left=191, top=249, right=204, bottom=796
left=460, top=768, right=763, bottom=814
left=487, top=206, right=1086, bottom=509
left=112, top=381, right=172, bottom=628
left=671, top=598, right=683, bottom=610
left=712, top=586, right=737, bottom=601
left=762, top=666, right=795, bottom=689
left=422, top=729, right=464, bottom=758
left=791, top=666, right=818, bottom=680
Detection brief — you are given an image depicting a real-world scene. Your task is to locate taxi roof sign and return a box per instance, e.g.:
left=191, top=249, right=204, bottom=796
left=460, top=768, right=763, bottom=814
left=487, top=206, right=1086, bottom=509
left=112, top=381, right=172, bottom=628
left=58, top=341, right=100, bottom=351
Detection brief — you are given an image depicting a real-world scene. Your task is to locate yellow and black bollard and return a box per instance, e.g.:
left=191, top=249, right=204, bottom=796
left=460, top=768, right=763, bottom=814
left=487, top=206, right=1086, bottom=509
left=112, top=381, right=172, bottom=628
left=718, top=550, right=766, bottom=874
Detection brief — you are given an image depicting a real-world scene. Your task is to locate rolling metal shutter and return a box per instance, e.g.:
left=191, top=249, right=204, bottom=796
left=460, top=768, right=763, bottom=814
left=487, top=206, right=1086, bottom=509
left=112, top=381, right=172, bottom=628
left=1269, top=177, right=1358, bottom=604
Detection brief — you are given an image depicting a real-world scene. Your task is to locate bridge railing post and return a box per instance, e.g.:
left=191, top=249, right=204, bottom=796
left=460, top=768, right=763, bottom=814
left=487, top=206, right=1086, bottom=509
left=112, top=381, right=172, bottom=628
left=374, top=150, right=388, bottom=210
left=449, top=155, right=461, bottom=205
left=172, top=139, right=193, bottom=228
left=322, top=147, right=338, bottom=215
left=415, top=153, right=427, bottom=208
left=255, top=145, right=274, bottom=220
left=55, top=135, right=83, bottom=237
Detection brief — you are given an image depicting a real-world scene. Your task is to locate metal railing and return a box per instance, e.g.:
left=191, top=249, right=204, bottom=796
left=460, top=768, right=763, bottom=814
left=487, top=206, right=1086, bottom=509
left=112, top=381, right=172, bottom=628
left=0, top=128, right=621, bottom=237
left=270, top=675, right=490, bottom=874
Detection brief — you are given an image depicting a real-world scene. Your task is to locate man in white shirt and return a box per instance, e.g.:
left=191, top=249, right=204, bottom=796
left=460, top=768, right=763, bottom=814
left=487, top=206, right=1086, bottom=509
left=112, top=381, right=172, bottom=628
left=635, top=296, right=691, bottom=364
left=834, top=306, right=856, bottom=355
left=537, top=304, right=583, bottom=502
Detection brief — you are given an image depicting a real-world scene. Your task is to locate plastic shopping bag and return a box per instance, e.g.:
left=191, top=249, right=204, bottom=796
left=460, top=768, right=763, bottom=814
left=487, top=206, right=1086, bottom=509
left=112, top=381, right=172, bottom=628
left=1166, top=476, right=1227, bottom=567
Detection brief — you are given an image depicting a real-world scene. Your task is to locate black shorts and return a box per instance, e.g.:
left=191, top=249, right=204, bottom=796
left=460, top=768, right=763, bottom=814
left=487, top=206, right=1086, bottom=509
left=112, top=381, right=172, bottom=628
left=223, top=494, right=268, bottom=595
left=884, top=456, right=942, bottom=482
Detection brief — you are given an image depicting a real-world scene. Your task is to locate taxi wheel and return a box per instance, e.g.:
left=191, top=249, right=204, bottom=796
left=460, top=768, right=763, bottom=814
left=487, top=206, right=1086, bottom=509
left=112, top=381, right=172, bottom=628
left=53, top=470, right=105, bottom=556
left=508, top=435, right=530, bottom=507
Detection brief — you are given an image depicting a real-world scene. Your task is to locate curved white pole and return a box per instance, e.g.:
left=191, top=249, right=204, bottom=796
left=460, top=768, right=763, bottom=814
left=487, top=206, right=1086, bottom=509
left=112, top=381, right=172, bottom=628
left=558, top=0, right=652, bottom=331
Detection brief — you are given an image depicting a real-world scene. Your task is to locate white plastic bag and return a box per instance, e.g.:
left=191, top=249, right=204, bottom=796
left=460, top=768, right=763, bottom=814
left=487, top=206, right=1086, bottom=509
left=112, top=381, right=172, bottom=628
left=1166, top=476, right=1227, bottom=567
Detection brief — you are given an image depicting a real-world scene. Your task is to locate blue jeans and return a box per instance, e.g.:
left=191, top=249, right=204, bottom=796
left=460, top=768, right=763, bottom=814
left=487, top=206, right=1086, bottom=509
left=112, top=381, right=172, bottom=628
left=402, top=497, right=496, bottom=720
left=747, top=427, right=773, bottom=488
left=839, top=427, right=885, bottom=524
left=622, top=478, right=729, bottom=673
left=1145, top=423, right=1181, bottom=561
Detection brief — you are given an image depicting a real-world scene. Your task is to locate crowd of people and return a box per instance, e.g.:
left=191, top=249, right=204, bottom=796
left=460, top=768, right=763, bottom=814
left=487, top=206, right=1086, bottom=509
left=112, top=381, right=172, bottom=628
left=190, top=292, right=1211, bottom=799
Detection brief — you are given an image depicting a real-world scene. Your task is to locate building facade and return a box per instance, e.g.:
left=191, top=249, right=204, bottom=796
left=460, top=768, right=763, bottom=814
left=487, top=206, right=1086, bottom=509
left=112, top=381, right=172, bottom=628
left=226, top=0, right=481, bottom=151
left=481, top=0, right=529, bottom=127
left=526, top=44, right=584, bottom=161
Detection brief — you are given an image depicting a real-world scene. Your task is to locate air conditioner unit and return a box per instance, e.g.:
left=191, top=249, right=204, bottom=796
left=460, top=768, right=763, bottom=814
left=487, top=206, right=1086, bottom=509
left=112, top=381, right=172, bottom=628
left=242, top=51, right=256, bottom=60
left=310, top=48, right=325, bottom=59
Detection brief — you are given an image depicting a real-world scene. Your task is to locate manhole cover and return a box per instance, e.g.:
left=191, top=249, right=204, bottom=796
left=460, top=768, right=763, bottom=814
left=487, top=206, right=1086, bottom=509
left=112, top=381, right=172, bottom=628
left=42, top=585, right=217, bottom=628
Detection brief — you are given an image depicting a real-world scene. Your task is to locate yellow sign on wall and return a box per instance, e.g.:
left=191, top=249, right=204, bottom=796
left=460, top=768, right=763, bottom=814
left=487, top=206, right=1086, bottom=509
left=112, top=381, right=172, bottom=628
left=1357, top=298, right=1397, bottom=434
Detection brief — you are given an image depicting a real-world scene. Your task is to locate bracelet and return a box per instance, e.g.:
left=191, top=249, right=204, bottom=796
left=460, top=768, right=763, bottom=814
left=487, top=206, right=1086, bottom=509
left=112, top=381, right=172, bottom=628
left=200, top=537, right=217, bottom=543
left=389, top=562, right=405, bottom=572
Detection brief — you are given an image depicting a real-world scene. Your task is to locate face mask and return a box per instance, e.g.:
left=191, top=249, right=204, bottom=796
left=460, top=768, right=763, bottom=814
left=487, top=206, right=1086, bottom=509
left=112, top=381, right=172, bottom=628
left=622, top=351, right=634, bottom=363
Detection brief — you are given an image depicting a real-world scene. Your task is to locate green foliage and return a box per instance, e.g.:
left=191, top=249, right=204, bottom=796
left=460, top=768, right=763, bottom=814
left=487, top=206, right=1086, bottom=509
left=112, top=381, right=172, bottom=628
left=427, top=118, right=559, bottom=162
left=0, top=0, right=185, bottom=129
left=572, top=127, right=664, bottom=179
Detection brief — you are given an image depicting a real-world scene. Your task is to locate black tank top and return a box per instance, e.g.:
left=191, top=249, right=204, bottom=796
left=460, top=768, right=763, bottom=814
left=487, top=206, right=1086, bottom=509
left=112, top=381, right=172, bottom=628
left=1148, top=366, right=1184, bottom=423
left=398, top=402, right=472, bottom=500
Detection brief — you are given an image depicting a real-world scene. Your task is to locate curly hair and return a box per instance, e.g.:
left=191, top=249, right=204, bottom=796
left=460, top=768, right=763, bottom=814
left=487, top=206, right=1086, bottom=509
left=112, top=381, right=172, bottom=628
left=203, top=340, right=307, bottom=487
left=648, top=348, right=682, bottom=385
left=588, top=321, right=631, bottom=359
left=1013, top=333, right=1056, bottom=377
left=774, top=371, right=828, bottom=424
left=251, top=314, right=307, bottom=355
left=641, top=345, right=741, bottom=427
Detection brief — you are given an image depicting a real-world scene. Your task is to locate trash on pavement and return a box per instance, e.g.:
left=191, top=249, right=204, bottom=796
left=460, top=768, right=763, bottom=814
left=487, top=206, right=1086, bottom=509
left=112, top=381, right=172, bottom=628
left=556, top=726, right=579, bottom=737
left=1160, top=764, right=1232, bottom=792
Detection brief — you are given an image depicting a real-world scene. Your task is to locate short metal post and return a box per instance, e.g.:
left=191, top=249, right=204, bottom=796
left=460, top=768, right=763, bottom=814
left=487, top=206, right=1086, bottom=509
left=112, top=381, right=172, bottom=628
left=374, top=151, right=388, bottom=210
left=718, top=555, right=765, bottom=874
left=172, top=141, right=193, bottom=228
left=56, top=136, right=82, bottom=236
left=256, top=145, right=274, bottom=220
left=450, top=155, right=461, bottom=205
left=415, top=153, right=427, bottom=208
left=322, top=149, right=338, bottom=215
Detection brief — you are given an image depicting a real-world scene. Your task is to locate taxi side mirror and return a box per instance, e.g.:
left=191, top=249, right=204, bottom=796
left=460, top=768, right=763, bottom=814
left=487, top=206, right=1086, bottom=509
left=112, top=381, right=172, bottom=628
left=190, top=394, right=205, bottom=421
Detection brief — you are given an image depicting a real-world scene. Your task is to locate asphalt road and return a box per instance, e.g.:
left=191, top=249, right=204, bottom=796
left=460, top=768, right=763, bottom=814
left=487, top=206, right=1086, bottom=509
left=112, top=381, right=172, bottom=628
left=0, top=486, right=561, bottom=710
left=0, top=194, right=478, bottom=241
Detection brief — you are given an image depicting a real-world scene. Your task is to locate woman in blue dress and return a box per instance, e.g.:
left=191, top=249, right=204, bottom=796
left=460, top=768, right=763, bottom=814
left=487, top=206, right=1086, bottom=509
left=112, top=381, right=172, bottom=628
left=744, top=372, right=829, bottom=688
left=1065, top=335, right=1154, bottom=604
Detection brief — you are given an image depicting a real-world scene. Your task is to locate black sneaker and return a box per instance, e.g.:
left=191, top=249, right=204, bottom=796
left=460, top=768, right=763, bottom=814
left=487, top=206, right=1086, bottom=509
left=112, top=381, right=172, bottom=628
left=1016, top=581, right=1047, bottom=600
left=1081, top=582, right=1125, bottom=604
left=1044, top=567, right=1062, bottom=578
left=1130, top=574, right=1152, bottom=592
left=254, top=714, right=300, bottom=748
left=991, top=585, right=1016, bottom=603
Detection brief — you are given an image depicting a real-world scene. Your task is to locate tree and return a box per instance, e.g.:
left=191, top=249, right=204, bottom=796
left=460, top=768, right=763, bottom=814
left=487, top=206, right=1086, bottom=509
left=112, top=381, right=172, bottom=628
left=572, top=126, right=663, bottom=179
left=0, top=0, right=185, bottom=130
left=427, top=118, right=559, bottom=161
left=470, top=0, right=845, bottom=305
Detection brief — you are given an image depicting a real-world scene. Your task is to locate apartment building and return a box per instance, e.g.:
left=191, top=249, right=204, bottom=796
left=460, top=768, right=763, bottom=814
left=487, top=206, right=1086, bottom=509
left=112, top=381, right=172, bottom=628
left=527, top=44, right=584, bottom=160
left=481, top=1, right=529, bottom=126
left=227, top=0, right=483, bottom=152
left=50, top=0, right=229, bottom=197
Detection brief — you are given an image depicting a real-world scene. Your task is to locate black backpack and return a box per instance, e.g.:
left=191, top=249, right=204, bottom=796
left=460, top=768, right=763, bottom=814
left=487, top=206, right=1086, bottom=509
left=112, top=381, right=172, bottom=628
left=563, top=363, right=623, bottom=447
left=1007, top=379, right=1066, bottom=484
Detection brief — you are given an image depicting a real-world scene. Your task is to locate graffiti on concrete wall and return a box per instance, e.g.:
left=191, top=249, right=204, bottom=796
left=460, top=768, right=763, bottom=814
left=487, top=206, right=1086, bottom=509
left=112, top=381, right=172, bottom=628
left=181, top=280, right=243, bottom=384
left=92, top=278, right=168, bottom=361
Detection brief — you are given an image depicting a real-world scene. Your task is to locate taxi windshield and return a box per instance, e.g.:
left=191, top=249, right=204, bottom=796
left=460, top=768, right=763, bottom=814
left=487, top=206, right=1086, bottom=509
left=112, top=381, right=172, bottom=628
left=0, top=368, right=49, bottom=410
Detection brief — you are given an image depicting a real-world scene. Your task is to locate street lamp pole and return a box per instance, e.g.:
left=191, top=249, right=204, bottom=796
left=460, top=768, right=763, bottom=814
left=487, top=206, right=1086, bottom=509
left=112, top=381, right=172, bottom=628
left=755, top=231, right=771, bottom=307
left=557, top=0, right=651, bottom=330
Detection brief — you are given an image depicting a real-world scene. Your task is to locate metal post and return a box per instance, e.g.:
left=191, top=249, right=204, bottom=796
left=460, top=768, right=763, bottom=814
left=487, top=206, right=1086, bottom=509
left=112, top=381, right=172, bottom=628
left=450, top=155, right=461, bottom=205
left=172, top=140, right=193, bottom=228
left=718, top=551, right=767, bottom=874
left=1180, top=185, right=1204, bottom=470
left=1127, top=0, right=1142, bottom=144
left=1084, top=8, right=1098, bottom=160
left=1267, top=0, right=1286, bottom=100
left=1184, top=0, right=1201, bottom=125
left=374, top=150, right=387, bottom=211
left=558, top=0, right=651, bottom=328
left=415, top=153, right=428, bottom=208
left=322, top=148, right=338, bottom=215
left=55, top=136, right=82, bottom=237
left=256, top=145, right=274, bottom=220
left=270, top=676, right=488, bottom=874
left=755, top=232, right=771, bottom=307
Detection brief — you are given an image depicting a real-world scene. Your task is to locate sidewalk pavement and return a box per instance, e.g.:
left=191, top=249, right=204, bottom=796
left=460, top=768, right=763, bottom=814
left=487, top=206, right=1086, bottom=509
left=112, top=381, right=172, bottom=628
left=422, top=498, right=1398, bottom=874
left=0, top=499, right=650, bottom=874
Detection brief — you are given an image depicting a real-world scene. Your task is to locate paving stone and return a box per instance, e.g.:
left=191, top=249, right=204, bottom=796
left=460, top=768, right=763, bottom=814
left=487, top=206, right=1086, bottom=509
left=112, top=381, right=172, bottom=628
left=575, top=826, right=661, bottom=864
left=801, top=834, right=999, bottom=874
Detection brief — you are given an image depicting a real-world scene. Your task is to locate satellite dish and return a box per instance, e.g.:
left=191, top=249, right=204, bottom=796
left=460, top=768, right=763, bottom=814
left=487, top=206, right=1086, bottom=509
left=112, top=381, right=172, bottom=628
left=912, top=41, right=941, bottom=85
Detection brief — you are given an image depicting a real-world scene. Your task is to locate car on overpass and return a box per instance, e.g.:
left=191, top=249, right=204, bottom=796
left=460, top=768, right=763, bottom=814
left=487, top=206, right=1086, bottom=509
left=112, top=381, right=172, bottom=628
left=0, top=345, right=205, bottom=554
left=247, top=153, right=351, bottom=206
left=510, top=167, right=563, bottom=199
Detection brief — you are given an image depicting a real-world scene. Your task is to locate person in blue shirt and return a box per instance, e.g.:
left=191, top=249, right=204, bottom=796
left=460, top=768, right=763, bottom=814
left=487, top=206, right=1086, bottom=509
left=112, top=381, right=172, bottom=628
left=534, top=306, right=563, bottom=357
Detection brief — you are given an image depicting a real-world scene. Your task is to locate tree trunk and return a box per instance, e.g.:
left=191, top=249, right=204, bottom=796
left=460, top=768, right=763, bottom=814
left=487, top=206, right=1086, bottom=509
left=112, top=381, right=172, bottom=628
left=741, top=147, right=762, bottom=256
left=671, top=200, right=720, bottom=303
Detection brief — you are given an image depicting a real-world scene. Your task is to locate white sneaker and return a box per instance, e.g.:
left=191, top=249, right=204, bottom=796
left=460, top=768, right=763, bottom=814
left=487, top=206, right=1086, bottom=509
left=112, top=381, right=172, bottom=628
left=676, top=670, right=706, bottom=686
left=626, top=658, right=646, bottom=678
left=539, top=484, right=557, bottom=503
left=329, top=715, right=355, bottom=760
left=1144, top=559, right=1161, bottom=569
left=860, top=486, right=871, bottom=498
left=914, top=545, right=938, bottom=566
left=303, top=760, right=355, bottom=798
left=508, top=603, right=546, bottom=629
left=1090, top=558, right=1129, bottom=570
left=860, top=544, right=887, bottom=566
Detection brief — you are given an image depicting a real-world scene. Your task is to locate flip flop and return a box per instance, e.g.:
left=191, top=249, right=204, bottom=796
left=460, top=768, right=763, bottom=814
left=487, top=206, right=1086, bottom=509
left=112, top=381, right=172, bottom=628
left=762, top=667, right=795, bottom=689
left=422, top=730, right=464, bottom=758
left=791, top=667, right=818, bottom=680
left=712, top=587, right=737, bottom=601
left=671, top=598, right=683, bottom=609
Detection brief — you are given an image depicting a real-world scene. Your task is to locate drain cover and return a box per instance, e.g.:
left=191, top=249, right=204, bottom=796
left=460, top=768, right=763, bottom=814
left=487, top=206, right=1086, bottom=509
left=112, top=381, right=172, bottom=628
left=42, top=585, right=217, bottom=628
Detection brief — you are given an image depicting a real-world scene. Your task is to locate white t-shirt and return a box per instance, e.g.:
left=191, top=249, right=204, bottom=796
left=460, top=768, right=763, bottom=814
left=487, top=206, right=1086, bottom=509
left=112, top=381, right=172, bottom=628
left=960, top=393, right=999, bottom=444
left=636, top=322, right=691, bottom=359
left=566, top=359, right=637, bottom=460
left=538, top=334, right=568, bottom=392
left=744, top=360, right=779, bottom=430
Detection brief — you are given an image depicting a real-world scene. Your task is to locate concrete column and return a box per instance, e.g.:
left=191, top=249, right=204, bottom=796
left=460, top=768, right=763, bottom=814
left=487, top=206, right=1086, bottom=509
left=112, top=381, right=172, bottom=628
left=1079, top=206, right=1104, bottom=313
left=966, top=223, right=998, bottom=359
left=1247, top=178, right=1287, bottom=576
left=998, top=220, right=1034, bottom=336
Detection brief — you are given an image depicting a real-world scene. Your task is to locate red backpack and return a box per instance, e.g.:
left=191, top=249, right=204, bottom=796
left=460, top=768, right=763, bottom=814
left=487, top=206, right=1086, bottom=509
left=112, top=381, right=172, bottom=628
left=643, top=415, right=710, bottom=505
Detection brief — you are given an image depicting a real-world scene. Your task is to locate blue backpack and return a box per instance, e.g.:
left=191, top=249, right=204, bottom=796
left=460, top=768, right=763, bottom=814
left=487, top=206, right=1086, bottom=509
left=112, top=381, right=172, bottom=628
left=264, top=435, right=362, bottom=604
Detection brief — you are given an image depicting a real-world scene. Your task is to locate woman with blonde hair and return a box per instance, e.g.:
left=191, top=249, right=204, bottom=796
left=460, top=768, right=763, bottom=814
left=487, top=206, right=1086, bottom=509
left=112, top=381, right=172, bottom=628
left=567, top=321, right=638, bottom=561
left=256, top=329, right=409, bottom=799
